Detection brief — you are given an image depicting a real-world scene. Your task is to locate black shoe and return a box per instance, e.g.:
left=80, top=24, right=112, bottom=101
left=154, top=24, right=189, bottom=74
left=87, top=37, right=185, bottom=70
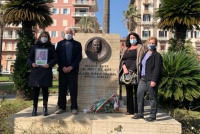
left=131, top=115, right=144, bottom=119
left=43, top=105, right=48, bottom=116
left=125, top=112, right=133, bottom=115
left=32, top=107, right=37, bottom=116
left=145, top=117, right=156, bottom=122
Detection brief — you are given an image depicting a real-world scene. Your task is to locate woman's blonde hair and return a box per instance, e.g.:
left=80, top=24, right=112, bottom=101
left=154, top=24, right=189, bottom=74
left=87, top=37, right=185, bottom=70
left=145, top=37, right=158, bottom=46
left=37, top=31, right=51, bottom=43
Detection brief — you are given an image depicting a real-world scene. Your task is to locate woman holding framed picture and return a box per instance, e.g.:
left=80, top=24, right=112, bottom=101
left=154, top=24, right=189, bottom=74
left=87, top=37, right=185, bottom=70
left=27, top=31, right=58, bottom=116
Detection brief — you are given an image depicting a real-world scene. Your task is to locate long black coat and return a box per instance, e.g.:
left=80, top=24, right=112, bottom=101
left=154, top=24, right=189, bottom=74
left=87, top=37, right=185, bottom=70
left=27, top=42, right=58, bottom=87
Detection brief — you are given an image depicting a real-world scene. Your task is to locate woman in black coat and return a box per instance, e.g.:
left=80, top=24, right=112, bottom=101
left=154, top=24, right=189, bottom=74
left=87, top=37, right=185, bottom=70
left=27, top=31, right=58, bottom=116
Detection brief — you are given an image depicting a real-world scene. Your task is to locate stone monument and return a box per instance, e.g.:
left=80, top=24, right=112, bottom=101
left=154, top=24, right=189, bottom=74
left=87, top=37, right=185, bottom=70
left=73, top=33, right=120, bottom=111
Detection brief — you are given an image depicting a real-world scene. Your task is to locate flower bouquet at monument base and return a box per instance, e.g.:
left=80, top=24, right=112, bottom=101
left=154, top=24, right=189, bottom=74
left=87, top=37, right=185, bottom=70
left=85, top=93, right=120, bottom=114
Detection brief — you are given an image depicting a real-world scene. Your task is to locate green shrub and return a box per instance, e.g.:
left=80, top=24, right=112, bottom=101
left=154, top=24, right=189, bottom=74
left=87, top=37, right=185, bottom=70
left=159, top=51, right=200, bottom=108
left=12, top=30, right=34, bottom=100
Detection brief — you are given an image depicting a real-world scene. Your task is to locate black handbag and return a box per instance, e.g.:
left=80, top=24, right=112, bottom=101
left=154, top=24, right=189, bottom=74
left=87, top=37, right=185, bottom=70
left=120, top=72, right=138, bottom=85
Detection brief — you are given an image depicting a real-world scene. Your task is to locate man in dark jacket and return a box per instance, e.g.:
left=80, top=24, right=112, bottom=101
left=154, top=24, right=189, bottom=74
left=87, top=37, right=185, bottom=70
left=55, top=27, right=82, bottom=115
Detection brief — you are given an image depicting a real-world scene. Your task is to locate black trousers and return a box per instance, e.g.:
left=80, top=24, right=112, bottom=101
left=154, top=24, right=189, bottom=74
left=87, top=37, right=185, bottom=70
left=137, top=78, right=158, bottom=118
left=33, top=87, right=49, bottom=107
left=125, top=85, right=138, bottom=114
left=58, top=71, right=78, bottom=110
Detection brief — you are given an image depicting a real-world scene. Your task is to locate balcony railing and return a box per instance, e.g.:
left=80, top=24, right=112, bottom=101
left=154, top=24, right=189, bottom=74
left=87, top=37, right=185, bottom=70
left=143, top=0, right=152, bottom=4
left=71, top=12, right=95, bottom=17
left=72, top=0, right=95, bottom=5
left=141, top=36, right=149, bottom=40
left=143, top=10, right=152, bottom=14
left=3, top=35, right=12, bottom=38
left=158, top=37, right=168, bottom=41
left=141, top=21, right=153, bottom=25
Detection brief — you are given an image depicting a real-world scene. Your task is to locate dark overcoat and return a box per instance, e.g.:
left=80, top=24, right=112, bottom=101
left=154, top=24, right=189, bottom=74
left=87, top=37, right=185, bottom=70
left=27, top=42, right=58, bottom=87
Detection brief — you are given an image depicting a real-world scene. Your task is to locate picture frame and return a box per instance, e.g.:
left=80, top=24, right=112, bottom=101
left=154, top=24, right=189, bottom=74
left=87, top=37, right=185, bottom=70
left=35, top=48, right=48, bottom=65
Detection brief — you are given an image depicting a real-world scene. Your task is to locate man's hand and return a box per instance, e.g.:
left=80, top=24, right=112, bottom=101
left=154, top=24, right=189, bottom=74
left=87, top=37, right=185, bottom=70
left=32, top=63, right=39, bottom=68
left=150, top=81, right=156, bottom=87
left=63, top=66, right=73, bottom=73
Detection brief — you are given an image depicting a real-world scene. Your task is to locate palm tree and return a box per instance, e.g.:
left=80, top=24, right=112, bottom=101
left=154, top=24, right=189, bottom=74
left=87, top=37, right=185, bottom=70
left=103, top=0, right=110, bottom=33
left=2, top=0, right=53, bottom=99
left=159, top=51, right=200, bottom=108
left=155, top=0, right=200, bottom=49
left=78, top=16, right=99, bottom=33
left=122, top=4, right=141, bottom=33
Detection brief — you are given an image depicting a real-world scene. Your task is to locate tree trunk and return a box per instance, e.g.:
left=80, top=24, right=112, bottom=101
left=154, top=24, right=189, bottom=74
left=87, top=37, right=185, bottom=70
left=103, top=0, right=110, bottom=33
left=174, top=24, right=187, bottom=49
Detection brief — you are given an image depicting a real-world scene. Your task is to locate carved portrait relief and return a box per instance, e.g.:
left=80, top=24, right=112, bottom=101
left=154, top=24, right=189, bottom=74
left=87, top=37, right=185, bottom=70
left=85, top=37, right=110, bottom=61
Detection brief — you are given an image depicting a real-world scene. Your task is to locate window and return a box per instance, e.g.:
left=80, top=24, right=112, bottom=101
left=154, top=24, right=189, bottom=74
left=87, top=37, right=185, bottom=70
left=53, top=0, right=57, bottom=3
left=63, top=0, right=68, bottom=3
left=14, top=42, right=17, bottom=50
left=143, top=15, right=150, bottom=21
left=195, top=31, right=200, bottom=38
left=51, top=8, right=59, bottom=14
left=61, top=31, right=65, bottom=38
left=63, top=20, right=68, bottom=26
left=122, top=43, right=124, bottom=46
left=144, top=5, right=149, bottom=10
left=6, top=53, right=11, bottom=59
left=7, top=42, right=12, bottom=50
left=61, top=8, right=70, bottom=14
left=50, top=31, right=58, bottom=37
left=160, top=45, right=165, bottom=51
left=159, top=31, right=167, bottom=37
left=142, top=30, right=150, bottom=37
left=4, top=30, right=12, bottom=38
left=52, top=20, right=57, bottom=26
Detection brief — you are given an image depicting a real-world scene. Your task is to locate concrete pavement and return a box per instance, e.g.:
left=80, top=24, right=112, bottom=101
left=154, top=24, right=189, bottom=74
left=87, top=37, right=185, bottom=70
left=7, top=95, right=182, bottom=134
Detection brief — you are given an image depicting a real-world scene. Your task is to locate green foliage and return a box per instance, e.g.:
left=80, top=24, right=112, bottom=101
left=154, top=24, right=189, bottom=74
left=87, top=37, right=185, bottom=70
left=155, top=0, right=200, bottom=48
left=122, top=4, right=141, bottom=32
left=2, top=0, right=53, bottom=29
left=159, top=51, right=200, bottom=107
left=12, top=30, right=35, bottom=100
left=168, top=38, right=197, bottom=55
left=155, top=0, right=200, bottom=31
left=78, top=16, right=98, bottom=33
left=0, top=99, right=32, bottom=133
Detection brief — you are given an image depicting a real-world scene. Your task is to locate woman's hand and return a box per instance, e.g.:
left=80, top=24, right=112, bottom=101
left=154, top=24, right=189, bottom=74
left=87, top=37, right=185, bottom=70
left=32, top=63, right=38, bottom=68
left=150, top=81, right=156, bottom=87
left=122, top=65, right=129, bottom=74
left=42, top=64, right=49, bottom=68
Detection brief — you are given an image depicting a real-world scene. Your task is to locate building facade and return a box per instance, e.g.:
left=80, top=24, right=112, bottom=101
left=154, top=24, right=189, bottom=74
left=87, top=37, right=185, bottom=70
left=0, top=0, right=99, bottom=73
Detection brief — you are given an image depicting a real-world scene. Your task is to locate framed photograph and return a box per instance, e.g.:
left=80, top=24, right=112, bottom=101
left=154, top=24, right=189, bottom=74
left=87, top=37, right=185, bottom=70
left=35, top=48, right=48, bottom=65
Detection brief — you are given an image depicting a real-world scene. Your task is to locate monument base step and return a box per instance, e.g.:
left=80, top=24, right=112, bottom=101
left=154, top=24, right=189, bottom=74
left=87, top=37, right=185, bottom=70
left=8, top=95, right=182, bottom=134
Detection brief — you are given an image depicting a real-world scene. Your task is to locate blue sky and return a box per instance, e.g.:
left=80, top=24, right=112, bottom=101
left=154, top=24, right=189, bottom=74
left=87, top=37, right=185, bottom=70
left=95, top=0, right=129, bottom=38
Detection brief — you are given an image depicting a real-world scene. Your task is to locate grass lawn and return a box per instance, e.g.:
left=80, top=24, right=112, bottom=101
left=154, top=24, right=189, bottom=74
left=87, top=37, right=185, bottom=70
left=0, top=76, right=10, bottom=82
left=0, top=99, right=33, bottom=133
left=0, top=80, right=59, bottom=94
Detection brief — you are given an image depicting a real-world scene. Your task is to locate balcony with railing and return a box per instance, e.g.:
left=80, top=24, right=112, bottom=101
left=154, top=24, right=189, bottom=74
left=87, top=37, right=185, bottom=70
left=3, top=34, right=19, bottom=39
left=143, top=10, right=152, bottom=14
left=141, top=21, right=153, bottom=25
left=158, top=37, right=168, bottom=41
left=141, top=36, right=149, bottom=41
left=72, top=0, right=95, bottom=6
left=71, top=12, right=95, bottom=17
left=72, top=0, right=98, bottom=11
left=143, top=0, right=152, bottom=5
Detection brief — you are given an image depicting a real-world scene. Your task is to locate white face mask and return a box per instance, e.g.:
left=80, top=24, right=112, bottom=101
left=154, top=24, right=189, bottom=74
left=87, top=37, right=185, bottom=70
left=65, top=34, right=72, bottom=40
left=41, top=37, right=48, bottom=43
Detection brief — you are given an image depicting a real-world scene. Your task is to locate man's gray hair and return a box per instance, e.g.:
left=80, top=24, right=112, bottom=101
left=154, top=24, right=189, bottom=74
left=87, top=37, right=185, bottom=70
left=64, top=27, right=74, bottom=33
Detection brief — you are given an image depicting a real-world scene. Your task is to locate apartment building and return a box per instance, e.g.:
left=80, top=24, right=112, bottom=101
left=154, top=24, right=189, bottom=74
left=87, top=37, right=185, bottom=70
left=133, top=0, right=200, bottom=56
left=0, top=0, right=99, bottom=73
